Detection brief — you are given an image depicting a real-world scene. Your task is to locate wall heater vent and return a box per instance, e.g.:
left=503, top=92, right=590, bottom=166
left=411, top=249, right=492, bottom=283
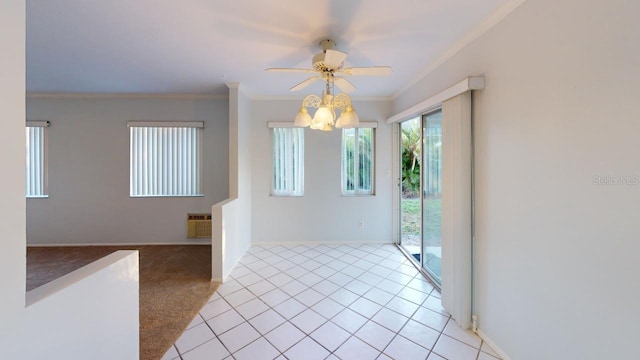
left=187, top=213, right=212, bottom=238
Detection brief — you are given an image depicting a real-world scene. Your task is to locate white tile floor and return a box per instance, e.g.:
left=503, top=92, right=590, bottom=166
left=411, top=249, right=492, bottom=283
left=163, top=243, right=501, bottom=360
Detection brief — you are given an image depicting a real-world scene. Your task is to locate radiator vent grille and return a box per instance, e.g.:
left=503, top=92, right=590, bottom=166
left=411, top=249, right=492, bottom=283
left=187, top=213, right=212, bottom=238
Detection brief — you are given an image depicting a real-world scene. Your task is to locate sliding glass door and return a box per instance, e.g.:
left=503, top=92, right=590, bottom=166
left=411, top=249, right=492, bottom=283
left=422, top=110, right=442, bottom=283
left=399, top=117, right=421, bottom=261
left=398, top=110, right=442, bottom=286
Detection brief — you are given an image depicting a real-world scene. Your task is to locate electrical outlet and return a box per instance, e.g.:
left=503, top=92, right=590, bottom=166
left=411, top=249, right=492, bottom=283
left=359, top=220, right=365, bottom=228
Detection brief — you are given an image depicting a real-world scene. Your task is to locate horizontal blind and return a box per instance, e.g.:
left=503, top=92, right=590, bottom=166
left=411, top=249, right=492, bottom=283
left=25, top=126, right=46, bottom=197
left=130, top=126, right=203, bottom=197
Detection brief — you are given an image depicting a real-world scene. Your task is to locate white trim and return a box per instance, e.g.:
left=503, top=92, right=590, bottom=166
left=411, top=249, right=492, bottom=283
left=476, top=329, right=512, bottom=360
left=391, top=124, right=400, bottom=245
left=26, top=241, right=211, bottom=247
left=127, top=121, right=204, bottom=128
left=392, top=0, right=525, bottom=98
left=387, top=77, right=484, bottom=124
left=27, top=92, right=227, bottom=100
left=26, top=120, right=49, bottom=127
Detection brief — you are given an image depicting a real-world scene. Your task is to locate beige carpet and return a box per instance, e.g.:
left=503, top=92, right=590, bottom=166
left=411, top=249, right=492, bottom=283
left=27, top=245, right=218, bottom=360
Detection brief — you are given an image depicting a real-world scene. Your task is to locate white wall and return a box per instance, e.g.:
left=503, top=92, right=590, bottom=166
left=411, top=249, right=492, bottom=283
left=5, top=251, right=140, bottom=360
left=393, top=0, right=640, bottom=359
left=0, top=5, right=140, bottom=359
left=212, top=84, right=252, bottom=281
left=26, top=97, right=229, bottom=245
left=251, top=99, right=393, bottom=243
left=0, top=0, right=26, bottom=335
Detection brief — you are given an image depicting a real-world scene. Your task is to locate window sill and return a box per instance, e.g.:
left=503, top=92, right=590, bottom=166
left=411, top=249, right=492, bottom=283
left=26, top=195, right=49, bottom=199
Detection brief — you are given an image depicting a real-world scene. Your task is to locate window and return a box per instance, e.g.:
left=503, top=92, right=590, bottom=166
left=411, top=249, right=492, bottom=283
left=25, top=121, right=49, bottom=198
left=129, top=122, right=203, bottom=197
left=342, top=126, right=375, bottom=195
left=271, top=127, right=304, bottom=196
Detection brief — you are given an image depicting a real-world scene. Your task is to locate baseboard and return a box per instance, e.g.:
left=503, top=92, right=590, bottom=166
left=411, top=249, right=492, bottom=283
left=476, top=329, right=512, bottom=360
left=251, top=240, right=394, bottom=247
left=27, top=241, right=211, bottom=247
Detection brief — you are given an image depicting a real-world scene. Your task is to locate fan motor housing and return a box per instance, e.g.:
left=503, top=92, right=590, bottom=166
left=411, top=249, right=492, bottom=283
left=312, top=52, right=341, bottom=72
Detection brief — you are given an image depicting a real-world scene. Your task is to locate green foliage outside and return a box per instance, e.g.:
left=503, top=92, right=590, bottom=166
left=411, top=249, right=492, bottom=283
left=401, top=122, right=421, bottom=197
left=401, top=198, right=442, bottom=246
left=400, top=118, right=442, bottom=247
left=343, top=128, right=373, bottom=192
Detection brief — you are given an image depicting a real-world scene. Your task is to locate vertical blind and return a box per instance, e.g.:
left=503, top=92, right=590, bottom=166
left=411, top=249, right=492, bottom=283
left=129, top=122, right=204, bottom=197
left=440, top=91, right=473, bottom=329
left=424, top=123, right=442, bottom=195
left=272, top=127, right=304, bottom=196
left=341, top=127, right=374, bottom=195
left=25, top=123, right=48, bottom=197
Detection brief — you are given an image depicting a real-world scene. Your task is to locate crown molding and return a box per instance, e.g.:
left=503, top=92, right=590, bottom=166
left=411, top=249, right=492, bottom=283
left=26, top=92, right=228, bottom=100
left=392, top=0, right=526, bottom=99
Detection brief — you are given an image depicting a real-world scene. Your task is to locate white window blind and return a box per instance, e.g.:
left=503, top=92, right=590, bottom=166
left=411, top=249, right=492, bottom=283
left=342, top=127, right=375, bottom=195
left=25, top=121, right=49, bottom=198
left=129, top=122, right=204, bottom=197
left=272, top=127, right=304, bottom=196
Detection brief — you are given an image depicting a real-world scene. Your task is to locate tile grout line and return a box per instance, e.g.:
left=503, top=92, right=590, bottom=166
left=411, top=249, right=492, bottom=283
left=219, top=244, right=393, bottom=358
left=194, top=244, right=420, bottom=358
left=174, top=243, right=450, bottom=359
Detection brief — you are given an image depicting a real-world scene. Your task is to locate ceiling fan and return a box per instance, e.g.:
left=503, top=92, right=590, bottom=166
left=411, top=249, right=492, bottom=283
left=266, top=39, right=392, bottom=93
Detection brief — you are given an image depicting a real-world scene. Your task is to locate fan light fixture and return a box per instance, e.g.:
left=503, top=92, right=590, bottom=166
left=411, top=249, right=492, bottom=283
left=295, top=80, right=359, bottom=131
left=267, top=39, right=391, bottom=130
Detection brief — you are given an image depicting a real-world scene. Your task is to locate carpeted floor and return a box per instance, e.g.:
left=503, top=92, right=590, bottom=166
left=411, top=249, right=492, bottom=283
left=27, top=245, right=218, bottom=360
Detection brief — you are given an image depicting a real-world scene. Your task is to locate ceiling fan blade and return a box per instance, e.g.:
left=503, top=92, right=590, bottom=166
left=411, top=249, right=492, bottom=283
left=290, top=76, right=321, bottom=91
left=323, top=49, right=348, bottom=69
left=340, top=66, right=393, bottom=76
left=334, top=77, right=357, bottom=93
left=266, top=68, right=316, bottom=73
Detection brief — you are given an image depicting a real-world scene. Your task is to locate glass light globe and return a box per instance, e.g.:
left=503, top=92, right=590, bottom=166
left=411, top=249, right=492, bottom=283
left=294, top=107, right=312, bottom=127
left=336, top=105, right=359, bottom=128
left=312, top=105, right=334, bottom=128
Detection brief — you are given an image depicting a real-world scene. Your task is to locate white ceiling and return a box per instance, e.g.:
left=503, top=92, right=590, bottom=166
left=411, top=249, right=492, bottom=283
left=26, top=0, right=520, bottom=97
